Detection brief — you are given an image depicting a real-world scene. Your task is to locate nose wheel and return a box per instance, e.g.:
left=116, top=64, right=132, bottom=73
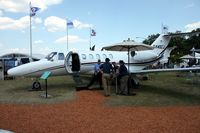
left=32, top=81, right=41, bottom=90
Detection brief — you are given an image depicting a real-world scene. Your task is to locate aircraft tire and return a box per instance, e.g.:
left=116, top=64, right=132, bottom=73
left=32, top=81, right=41, bottom=90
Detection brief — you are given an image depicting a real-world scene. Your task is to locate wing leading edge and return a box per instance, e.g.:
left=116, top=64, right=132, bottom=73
left=132, top=67, right=200, bottom=74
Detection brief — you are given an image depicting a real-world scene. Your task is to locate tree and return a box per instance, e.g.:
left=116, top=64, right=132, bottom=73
left=143, top=34, right=160, bottom=45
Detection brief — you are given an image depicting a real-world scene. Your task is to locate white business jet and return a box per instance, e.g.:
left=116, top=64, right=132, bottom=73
left=7, top=31, right=200, bottom=89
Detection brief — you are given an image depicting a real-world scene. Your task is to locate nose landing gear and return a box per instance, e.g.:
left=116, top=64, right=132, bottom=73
left=32, top=81, right=41, bottom=90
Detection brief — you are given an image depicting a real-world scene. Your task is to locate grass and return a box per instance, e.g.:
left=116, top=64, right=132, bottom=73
left=106, top=72, right=200, bottom=107
left=0, top=72, right=200, bottom=106
left=0, top=76, right=76, bottom=104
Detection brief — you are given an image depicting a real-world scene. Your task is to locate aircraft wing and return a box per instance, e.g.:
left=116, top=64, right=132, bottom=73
left=132, top=67, right=200, bottom=74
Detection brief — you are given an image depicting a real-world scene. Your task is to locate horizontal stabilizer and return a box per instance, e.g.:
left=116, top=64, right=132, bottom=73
left=164, top=31, right=200, bottom=37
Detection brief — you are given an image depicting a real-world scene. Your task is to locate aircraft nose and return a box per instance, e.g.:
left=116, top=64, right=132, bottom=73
left=7, top=68, right=19, bottom=76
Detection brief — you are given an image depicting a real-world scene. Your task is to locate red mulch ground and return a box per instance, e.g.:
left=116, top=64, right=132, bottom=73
left=0, top=90, right=200, bottom=133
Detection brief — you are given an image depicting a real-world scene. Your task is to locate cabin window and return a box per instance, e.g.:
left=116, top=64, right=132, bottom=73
left=20, top=58, right=30, bottom=64
left=89, top=54, right=93, bottom=60
left=102, top=54, right=107, bottom=59
left=58, top=53, right=64, bottom=60
left=82, top=54, right=86, bottom=60
left=96, top=54, right=100, bottom=59
left=108, top=54, right=113, bottom=59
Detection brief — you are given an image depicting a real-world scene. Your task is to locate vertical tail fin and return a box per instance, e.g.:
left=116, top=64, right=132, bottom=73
left=150, top=25, right=171, bottom=55
left=150, top=27, right=200, bottom=56
left=151, top=34, right=171, bottom=55
left=151, top=34, right=171, bottom=49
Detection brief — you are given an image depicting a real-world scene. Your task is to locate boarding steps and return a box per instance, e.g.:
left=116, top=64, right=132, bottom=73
left=72, top=72, right=88, bottom=90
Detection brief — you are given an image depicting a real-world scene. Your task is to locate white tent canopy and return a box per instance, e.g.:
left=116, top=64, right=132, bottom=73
left=102, top=39, right=154, bottom=51
left=180, top=54, right=196, bottom=59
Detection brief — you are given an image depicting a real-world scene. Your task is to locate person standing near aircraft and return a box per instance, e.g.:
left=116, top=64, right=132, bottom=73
left=87, top=59, right=102, bottom=89
left=112, top=62, right=119, bottom=73
left=111, top=61, right=119, bottom=92
left=118, top=60, right=129, bottom=95
left=100, top=58, right=113, bottom=96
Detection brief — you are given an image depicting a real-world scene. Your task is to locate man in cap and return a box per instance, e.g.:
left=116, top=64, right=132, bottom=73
left=118, top=60, right=129, bottom=95
left=100, top=58, right=113, bottom=96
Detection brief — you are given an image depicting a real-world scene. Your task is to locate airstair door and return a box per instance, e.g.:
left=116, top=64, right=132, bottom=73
left=65, top=52, right=80, bottom=73
left=71, top=53, right=80, bottom=72
left=0, top=60, right=4, bottom=80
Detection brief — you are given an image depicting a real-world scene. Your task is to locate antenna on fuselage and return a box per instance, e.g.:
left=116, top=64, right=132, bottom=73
left=90, top=45, right=95, bottom=51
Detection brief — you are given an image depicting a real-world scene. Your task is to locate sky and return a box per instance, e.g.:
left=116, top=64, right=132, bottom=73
left=0, top=0, right=200, bottom=56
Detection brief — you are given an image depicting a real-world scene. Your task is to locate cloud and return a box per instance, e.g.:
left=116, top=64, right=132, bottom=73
left=0, top=16, right=29, bottom=30
left=0, top=16, right=42, bottom=30
left=87, top=11, right=92, bottom=16
left=185, top=21, right=200, bottom=32
left=0, top=41, right=50, bottom=56
left=0, top=0, right=63, bottom=13
left=0, top=43, right=3, bottom=48
left=44, top=16, right=93, bottom=32
left=0, top=46, right=51, bottom=56
left=73, top=19, right=92, bottom=29
left=0, top=10, right=3, bottom=16
left=0, top=40, right=50, bottom=56
left=6, top=48, right=28, bottom=53
left=44, top=16, right=66, bottom=32
left=184, top=3, right=195, bottom=9
left=34, top=40, right=43, bottom=44
left=55, top=35, right=88, bottom=44
left=36, top=47, right=52, bottom=55
left=34, top=18, right=42, bottom=24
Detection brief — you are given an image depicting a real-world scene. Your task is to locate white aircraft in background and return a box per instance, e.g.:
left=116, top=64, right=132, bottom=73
left=7, top=30, right=200, bottom=89
left=180, top=47, right=200, bottom=67
left=190, top=47, right=200, bottom=60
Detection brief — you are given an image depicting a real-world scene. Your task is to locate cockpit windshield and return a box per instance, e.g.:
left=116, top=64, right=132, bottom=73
left=45, top=52, right=57, bottom=60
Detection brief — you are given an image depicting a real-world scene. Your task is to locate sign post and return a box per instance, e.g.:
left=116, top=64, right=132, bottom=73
left=40, top=71, right=51, bottom=98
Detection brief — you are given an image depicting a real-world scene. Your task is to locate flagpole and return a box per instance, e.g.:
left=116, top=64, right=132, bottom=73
left=29, top=2, right=32, bottom=59
left=89, top=27, right=91, bottom=50
left=66, top=19, right=69, bottom=50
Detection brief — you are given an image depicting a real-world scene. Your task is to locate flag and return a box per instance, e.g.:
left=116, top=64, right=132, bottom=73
left=162, top=25, right=169, bottom=34
left=67, top=20, right=74, bottom=29
left=91, top=29, right=96, bottom=36
left=163, top=26, right=168, bottom=30
left=30, top=6, right=40, bottom=17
